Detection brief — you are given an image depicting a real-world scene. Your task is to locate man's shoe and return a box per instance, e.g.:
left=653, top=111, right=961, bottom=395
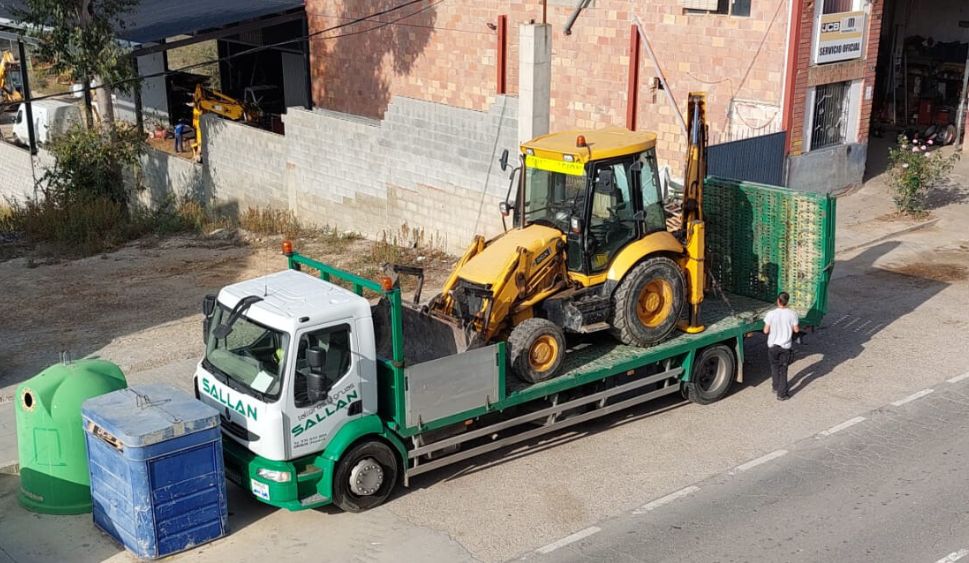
left=776, top=394, right=789, bottom=401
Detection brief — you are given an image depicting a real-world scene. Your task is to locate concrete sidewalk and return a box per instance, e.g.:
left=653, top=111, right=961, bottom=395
left=835, top=144, right=968, bottom=254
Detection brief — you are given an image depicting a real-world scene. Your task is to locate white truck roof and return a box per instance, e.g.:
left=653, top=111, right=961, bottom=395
left=218, top=269, right=371, bottom=333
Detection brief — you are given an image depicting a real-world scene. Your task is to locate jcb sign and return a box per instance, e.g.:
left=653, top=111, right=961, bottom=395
left=816, top=11, right=865, bottom=64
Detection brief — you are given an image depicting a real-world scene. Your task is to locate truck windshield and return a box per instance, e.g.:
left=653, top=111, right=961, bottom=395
left=204, top=305, right=290, bottom=401
left=523, top=163, right=587, bottom=233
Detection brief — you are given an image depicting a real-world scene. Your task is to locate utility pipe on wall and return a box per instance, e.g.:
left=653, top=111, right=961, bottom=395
left=781, top=0, right=805, bottom=155
left=626, top=25, right=641, bottom=130
left=497, top=15, right=508, bottom=94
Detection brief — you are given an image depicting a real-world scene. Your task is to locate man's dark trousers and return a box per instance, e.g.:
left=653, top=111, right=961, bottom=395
left=769, top=346, right=792, bottom=397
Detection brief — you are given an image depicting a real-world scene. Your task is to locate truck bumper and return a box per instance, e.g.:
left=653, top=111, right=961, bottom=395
left=222, top=436, right=332, bottom=511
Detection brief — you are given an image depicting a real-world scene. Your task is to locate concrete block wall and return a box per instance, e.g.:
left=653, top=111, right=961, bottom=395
left=202, top=116, right=288, bottom=211
left=137, top=149, right=205, bottom=208
left=0, top=143, right=36, bottom=202
left=0, top=143, right=53, bottom=203
left=279, top=96, right=518, bottom=251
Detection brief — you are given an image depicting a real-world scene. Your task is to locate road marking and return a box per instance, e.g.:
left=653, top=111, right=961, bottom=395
left=535, top=526, right=601, bottom=555
left=632, top=486, right=700, bottom=515
left=935, top=548, right=969, bottom=563
left=891, top=388, right=934, bottom=406
left=817, top=416, right=866, bottom=437
left=730, top=449, right=788, bottom=474
left=947, top=372, right=969, bottom=384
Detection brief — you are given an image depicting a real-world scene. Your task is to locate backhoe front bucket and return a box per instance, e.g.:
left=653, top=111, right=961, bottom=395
left=372, top=299, right=473, bottom=365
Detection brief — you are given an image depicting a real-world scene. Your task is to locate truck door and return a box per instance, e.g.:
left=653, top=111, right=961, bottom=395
left=286, top=322, right=364, bottom=458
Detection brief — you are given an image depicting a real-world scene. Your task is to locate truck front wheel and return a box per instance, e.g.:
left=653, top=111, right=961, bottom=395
left=332, top=440, right=399, bottom=512
left=685, top=345, right=735, bottom=405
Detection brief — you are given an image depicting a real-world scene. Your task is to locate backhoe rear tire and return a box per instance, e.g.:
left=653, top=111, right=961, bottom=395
left=509, top=318, right=566, bottom=384
left=611, top=257, right=685, bottom=347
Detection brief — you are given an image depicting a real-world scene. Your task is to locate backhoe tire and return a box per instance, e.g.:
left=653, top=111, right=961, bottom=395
left=332, top=440, right=399, bottom=513
left=611, top=257, right=685, bottom=347
left=685, top=345, right=735, bottom=405
left=509, top=318, right=566, bottom=384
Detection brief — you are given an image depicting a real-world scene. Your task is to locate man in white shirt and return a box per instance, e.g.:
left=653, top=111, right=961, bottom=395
left=763, top=292, right=800, bottom=401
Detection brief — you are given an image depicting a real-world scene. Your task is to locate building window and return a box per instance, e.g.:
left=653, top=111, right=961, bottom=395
left=821, top=0, right=854, bottom=14
left=681, top=0, right=750, bottom=16
left=810, top=81, right=851, bottom=150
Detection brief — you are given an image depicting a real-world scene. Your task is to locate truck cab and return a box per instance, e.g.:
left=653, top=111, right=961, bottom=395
left=195, top=269, right=381, bottom=509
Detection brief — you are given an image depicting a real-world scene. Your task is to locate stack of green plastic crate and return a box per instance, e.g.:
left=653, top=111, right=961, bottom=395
left=703, top=177, right=836, bottom=326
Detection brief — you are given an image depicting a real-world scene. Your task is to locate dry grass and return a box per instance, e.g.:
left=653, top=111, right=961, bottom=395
left=240, top=207, right=302, bottom=238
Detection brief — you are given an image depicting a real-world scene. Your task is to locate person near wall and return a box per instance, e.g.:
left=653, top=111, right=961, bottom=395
left=763, top=291, right=800, bottom=401
left=173, top=119, right=191, bottom=153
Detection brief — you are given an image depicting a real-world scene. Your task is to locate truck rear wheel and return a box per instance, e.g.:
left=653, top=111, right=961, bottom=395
left=611, top=257, right=685, bottom=347
left=332, top=440, right=399, bottom=512
left=685, top=345, right=735, bottom=405
left=509, top=318, right=566, bottom=384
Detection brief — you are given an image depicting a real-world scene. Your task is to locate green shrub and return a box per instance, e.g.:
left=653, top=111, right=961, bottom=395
left=888, top=135, right=959, bottom=216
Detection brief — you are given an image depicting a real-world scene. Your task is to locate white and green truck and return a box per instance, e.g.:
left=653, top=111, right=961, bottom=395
left=193, top=178, right=835, bottom=512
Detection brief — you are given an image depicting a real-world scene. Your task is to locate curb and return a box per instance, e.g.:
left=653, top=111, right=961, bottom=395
left=837, top=217, right=940, bottom=254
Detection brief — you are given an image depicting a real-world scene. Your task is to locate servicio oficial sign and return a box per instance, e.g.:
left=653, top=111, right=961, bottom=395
left=816, top=11, right=865, bottom=64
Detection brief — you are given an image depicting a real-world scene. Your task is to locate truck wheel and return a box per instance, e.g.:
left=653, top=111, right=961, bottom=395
left=509, top=318, right=566, bottom=384
left=332, top=440, right=399, bottom=513
left=611, top=257, right=685, bottom=347
left=685, top=345, right=735, bottom=405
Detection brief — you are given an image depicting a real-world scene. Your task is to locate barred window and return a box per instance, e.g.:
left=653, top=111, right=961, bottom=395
left=810, top=81, right=851, bottom=150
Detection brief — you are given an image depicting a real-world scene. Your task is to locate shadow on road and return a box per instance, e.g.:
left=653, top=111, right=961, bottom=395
left=740, top=241, right=949, bottom=397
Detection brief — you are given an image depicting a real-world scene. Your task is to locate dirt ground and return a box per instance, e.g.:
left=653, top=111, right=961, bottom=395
left=0, top=231, right=453, bottom=396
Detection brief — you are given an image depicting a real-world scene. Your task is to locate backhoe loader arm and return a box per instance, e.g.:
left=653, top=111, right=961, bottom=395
left=192, top=83, right=253, bottom=158
left=678, top=92, right=707, bottom=334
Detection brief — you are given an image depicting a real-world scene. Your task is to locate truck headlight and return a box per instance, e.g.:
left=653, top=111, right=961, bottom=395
left=257, top=468, right=292, bottom=483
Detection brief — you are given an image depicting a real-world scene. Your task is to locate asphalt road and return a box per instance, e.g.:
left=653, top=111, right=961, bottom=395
left=535, top=375, right=969, bottom=563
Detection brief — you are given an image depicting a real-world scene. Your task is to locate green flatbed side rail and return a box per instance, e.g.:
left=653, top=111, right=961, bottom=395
left=286, top=251, right=406, bottom=368
left=704, top=177, right=836, bottom=327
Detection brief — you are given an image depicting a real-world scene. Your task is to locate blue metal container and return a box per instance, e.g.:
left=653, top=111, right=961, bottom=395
left=82, top=384, right=228, bottom=559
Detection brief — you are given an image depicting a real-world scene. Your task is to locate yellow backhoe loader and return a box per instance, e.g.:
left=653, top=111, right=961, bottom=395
left=1, top=51, right=24, bottom=109
left=192, top=83, right=260, bottom=159
left=419, top=93, right=710, bottom=383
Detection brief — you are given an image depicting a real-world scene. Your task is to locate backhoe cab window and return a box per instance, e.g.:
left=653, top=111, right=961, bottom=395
left=523, top=166, right=587, bottom=233
left=294, top=325, right=352, bottom=408
left=640, top=149, right=666, bottom=231
left=588, top=162, right=637, bottom=272
left=205, top=306, right=289, bottom=401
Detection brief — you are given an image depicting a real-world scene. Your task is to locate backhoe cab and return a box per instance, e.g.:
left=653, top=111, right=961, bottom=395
left=426, top=93, right=709, bottom=384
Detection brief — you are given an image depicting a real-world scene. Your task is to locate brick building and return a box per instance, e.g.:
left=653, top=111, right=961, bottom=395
left=305, top=0, right=892, bottom=192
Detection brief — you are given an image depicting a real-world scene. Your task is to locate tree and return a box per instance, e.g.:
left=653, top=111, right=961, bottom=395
left=14, top=0, right=138, bottom=132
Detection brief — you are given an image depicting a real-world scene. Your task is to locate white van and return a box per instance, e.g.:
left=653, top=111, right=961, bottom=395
left=13, top=100, right=82, bottom=146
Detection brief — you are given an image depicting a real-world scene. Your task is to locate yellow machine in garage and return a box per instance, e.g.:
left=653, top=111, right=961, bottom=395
left=425, top=93, right=710, bottom=383
left=191, top=83, right=260, bottom=159
left=1, top=51, right=24, bottom=109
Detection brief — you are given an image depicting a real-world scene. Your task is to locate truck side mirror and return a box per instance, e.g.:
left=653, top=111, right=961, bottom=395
left=202, top=295, right=216, bottom=345
left=499, top=201, right=511, bottom=216
left=499, top=148, right=509, bottom=172
left=202, top=294, right=217, bottom=317
left=305, top=347, right=328, bottom=403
